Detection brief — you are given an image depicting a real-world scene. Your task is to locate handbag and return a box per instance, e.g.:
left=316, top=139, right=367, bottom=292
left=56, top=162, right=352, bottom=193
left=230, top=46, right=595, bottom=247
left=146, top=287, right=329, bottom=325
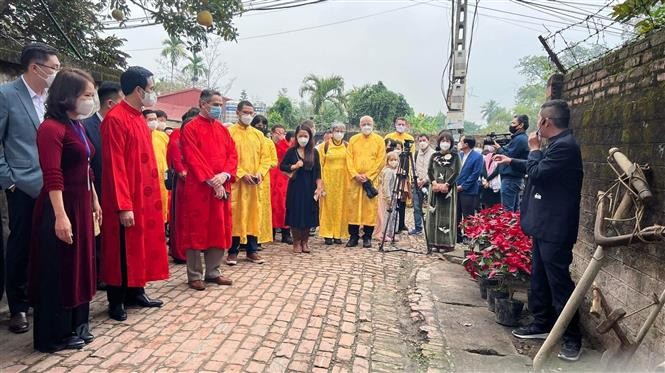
left=165, top=169, right=175, bottom=190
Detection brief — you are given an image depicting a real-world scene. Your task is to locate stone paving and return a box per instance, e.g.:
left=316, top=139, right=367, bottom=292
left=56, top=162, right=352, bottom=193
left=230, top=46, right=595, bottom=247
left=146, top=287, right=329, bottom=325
left=0, top=233, right=450, bottom=372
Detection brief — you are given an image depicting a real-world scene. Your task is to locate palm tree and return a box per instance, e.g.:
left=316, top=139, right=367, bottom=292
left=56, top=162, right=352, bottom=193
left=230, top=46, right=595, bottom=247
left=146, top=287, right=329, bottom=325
left=299, top=74, right=346, bottom=115
left=182, top=52, right=207, bottom=87
left=161, top=36, right=187, bottom=83
left=481, top=100, right=502, bottom=124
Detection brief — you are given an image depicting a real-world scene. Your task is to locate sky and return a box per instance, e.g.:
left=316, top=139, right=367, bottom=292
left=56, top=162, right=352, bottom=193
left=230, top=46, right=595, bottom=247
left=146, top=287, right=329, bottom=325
left=106, top=0, right=626, bottom=124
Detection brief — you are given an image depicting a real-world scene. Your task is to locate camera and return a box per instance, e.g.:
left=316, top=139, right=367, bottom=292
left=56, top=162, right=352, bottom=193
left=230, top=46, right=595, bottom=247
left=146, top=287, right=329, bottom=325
left=403, top=139, right=413, bottom=152
left=483, top=132, right=511, bottom=147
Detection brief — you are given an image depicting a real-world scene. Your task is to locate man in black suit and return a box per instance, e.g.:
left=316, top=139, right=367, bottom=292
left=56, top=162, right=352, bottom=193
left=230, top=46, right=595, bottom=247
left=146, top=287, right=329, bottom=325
left=494, top=99, right=584, bottom=361
left=83, top=81, right=123, bottom=290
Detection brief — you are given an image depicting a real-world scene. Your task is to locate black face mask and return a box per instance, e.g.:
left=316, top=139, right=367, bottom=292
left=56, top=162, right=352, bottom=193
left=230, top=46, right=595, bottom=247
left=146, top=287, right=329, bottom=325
left=509, top=125, right=519, bottom=134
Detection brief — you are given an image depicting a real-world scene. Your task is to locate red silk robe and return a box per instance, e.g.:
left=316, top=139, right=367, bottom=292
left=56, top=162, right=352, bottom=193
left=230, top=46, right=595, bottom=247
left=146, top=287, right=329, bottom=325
left=270, top=139, right=290, bottom=229
left=100, top=101, right=169, bottom=287
left=180, top=115, right=238, bottom=250
left=166, top=128, right=187, bottom=261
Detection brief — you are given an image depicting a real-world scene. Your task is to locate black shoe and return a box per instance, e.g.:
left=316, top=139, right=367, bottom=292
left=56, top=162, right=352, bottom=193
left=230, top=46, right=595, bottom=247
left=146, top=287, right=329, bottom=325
left=334, top=238, right=343, bottom=244
left=75, top=324, right=94, bottom=344
left=281, top=235, right=293, bottom=245
left=324, top=238, right=333, bottom=245
left=64, top=335, right=85, bottom=350
left=80, top=331, right=94, bottom=344
left=108, top=304, right=127, bottom=321
left=362, top=238, right=372, bottom=248
left=558, top=339, right=582, bottom=361
left=8, top=312, right=29, bottom=334
left=173, top=257, right=186, bottom=265
left=346, top=237, right=359, bottom=247
left=97, top=281, right=108, bottom=291
left=512, top=324, right=550, bottom=339
left=127, top=293, right=163, bottom=308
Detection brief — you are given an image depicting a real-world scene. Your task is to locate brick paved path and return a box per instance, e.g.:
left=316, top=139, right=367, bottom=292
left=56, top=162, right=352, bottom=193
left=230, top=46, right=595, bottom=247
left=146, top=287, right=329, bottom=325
left=1, top=235, right=450, bottom=372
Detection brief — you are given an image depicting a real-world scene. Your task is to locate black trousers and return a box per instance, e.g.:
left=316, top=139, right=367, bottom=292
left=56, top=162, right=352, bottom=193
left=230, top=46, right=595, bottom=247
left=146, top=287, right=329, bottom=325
left=530, top=238, right=581, bottom=343
left=457, top=193, right=479, bottom=240
left=348, top=224, right=374, bottom=240
left=397, top=201, right=407, bottom=231
left=106, top=226, right=144, bottom=306
left=5, top=188, right=35, bottom=315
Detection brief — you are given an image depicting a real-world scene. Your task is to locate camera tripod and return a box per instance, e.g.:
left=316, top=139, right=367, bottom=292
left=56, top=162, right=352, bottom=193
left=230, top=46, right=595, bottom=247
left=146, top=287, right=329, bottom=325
left=379, top=142, right=431, bottom=254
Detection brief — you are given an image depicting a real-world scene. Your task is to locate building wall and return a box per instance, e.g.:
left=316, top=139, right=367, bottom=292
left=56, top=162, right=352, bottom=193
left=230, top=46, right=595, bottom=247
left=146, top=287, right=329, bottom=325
left=561, top=29, right=665, bottom=369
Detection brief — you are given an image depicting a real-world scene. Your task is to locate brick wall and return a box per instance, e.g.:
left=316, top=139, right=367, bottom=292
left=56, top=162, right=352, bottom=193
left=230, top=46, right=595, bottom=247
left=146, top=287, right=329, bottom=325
left=560, top=29, right=665, bottom=369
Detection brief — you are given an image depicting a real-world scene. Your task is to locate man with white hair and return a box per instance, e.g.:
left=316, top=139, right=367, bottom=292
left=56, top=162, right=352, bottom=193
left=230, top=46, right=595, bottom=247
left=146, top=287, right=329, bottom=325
left=345, top=116, right=386, bottom=248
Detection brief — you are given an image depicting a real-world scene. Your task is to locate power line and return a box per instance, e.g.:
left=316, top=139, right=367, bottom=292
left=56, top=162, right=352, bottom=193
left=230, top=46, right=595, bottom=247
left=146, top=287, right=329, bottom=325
left=125, top=1, right=430, bottom=51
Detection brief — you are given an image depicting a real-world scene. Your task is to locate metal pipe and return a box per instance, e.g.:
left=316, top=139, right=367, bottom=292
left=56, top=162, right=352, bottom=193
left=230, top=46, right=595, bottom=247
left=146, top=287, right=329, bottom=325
left=632, top=289, right=665, bottom=350
left=608, top=148, right=652, bottom=202
left=532, top=244, right=606, bottom=371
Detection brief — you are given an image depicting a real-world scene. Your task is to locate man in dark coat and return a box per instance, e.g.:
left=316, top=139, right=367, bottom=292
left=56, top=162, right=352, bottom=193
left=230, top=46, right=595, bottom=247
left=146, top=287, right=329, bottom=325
left=494, top=99, right=584, bottom=361
left=83, top=81, right=123, bottom=290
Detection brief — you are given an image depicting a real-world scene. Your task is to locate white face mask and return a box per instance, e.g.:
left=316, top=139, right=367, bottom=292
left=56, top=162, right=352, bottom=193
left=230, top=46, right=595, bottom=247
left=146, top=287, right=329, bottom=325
left=156, top=121, right=166, bottom=131
left=361, top=125, right=373, bottom=135
left=141, top=88, right=157, bottom=107
left=240, top=114, right=253, bottom=125
left=297, top=136, right=309, bottom=147
left=147, top=120, right=158, bottom=130
left=389, top=160, right=399, bottom=168
left=440, top=142, right=451, bottom=151
left=76, top=98, right=95, bottom=119
left=418, top=141, right=429, bottom=150
left=36, top=65, right=57, bottom=88
left=395, top=124, right=406, bottom=134
left=333, top=132, right=344, bottom=142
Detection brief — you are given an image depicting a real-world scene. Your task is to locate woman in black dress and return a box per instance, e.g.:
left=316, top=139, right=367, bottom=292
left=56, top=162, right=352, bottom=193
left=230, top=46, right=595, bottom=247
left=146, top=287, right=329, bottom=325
left=280, top=124, right=323, bottom=254
left=30, top=68, right=100, bottom=352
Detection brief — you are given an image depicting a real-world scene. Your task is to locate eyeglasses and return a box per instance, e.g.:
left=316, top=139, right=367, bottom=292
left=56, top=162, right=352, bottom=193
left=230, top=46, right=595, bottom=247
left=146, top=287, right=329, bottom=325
left=35, top=62, right=61, bottom=72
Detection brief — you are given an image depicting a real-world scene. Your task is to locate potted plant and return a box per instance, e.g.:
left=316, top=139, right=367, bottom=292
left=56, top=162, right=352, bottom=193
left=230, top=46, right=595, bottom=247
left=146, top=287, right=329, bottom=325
left=460, top=206, right=532, bottom=316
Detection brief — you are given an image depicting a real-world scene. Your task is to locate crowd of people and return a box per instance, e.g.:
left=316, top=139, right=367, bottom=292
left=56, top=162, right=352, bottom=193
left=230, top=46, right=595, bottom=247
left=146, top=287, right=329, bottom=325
left=0, top=42, right=583, bottom=360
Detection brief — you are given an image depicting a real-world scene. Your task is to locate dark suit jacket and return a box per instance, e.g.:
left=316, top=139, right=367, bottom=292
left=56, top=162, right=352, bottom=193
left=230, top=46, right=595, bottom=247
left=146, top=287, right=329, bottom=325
left=511, top=129, right=583, bottom=244
left=82, top=113, right=102, bottom=196
left=457, top=150, right=483, bottom=196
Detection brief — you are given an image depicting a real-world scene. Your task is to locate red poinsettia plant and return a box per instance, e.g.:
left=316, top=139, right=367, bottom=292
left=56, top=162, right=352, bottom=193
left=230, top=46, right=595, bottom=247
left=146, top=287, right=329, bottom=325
left=460, top=205, right=532, bottom=284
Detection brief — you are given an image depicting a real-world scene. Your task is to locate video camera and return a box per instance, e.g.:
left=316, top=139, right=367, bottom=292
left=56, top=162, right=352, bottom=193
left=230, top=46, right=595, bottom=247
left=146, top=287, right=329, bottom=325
left=483, top=132, right=512, bottom=147
left=403, top=139, right=413, bottom=152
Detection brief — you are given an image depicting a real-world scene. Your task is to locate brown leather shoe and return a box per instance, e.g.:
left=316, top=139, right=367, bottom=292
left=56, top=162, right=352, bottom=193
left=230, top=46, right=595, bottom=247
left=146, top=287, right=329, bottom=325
left=226, top=253, right=238, bottom=266
left=9, top=312, right=29, bottom=334
left=205, top=276, right=233, bottom=286
left=188, top=280, right=206, bottom=291
left=247, top=252, right=265, bottom=264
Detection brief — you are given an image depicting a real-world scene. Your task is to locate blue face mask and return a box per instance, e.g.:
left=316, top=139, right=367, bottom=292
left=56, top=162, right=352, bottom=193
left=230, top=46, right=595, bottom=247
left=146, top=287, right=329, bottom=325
left=209, top=106, right=222, bottom=120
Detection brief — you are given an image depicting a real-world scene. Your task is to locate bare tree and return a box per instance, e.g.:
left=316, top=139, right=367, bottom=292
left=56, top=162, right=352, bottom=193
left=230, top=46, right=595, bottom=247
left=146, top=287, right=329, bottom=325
left=200, top=36, right=236, bottom=95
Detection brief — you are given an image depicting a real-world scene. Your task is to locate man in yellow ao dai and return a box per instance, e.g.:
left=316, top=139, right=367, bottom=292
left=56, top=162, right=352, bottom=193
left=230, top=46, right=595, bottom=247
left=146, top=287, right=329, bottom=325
left=226, top=101, right=269, bottom=265
left=345, top=116, right=386, bottom=248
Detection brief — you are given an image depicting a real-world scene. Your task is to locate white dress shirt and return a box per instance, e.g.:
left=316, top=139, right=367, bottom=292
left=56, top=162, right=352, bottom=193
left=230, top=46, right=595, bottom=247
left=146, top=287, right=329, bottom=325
left=21, top=75, right=46, bottom=123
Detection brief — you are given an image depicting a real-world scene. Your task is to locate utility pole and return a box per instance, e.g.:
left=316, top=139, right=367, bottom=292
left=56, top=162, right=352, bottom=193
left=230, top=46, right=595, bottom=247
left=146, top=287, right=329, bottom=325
left=446, top=0, right=468, bottom=140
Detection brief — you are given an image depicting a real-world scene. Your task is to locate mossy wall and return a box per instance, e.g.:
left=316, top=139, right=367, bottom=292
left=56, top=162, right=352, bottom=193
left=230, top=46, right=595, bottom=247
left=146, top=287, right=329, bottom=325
left=561, top=29, right=665, bottom=369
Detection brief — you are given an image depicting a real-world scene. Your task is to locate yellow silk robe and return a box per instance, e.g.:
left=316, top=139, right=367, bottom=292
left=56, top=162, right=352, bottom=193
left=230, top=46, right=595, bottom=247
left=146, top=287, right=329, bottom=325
left=229, top=124, right=271, bottom=239
left=346, top=133, right=386, bottom=226
left=257, top=136, right=277, bottom=243
left=151, top=130, right=170, bottom=223
left=318, top=141, right=350, bottom=239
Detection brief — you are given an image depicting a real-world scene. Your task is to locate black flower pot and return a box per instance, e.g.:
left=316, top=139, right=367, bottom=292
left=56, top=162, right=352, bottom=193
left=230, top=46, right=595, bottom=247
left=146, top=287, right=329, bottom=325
left=487, top=288, right=509, bottom=312
left=495, top=298, right=524, bottom=326
left=478, top=278, right=499, bottom=300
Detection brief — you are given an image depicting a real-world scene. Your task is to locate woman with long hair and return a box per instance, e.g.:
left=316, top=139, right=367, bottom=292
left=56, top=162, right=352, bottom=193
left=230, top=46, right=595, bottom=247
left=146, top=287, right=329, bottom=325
left=426, top=131, right=460, bottom=252
left=30, top=68, right=100, bottom=352
left=279, top=124, right=323, bottom=253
